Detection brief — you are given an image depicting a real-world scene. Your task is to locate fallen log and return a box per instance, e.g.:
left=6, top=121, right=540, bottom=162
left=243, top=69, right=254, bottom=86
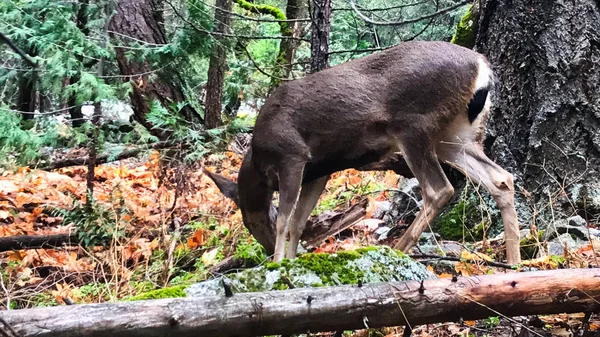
left=39, top=140, right=176, bottom=171
left=0, top=200, right=366, bottom=253
left=0, top=234, right=78, bottom=252
left=1, top=268, right=599, bottom=337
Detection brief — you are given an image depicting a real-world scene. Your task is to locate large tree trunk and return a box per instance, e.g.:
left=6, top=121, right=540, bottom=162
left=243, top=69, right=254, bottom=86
left=204, top=0, right=233, bottom=129
left=109, top=0, right=201, bottom=132
left=1, top=268, right=599, bottom=337
left=476, top=0, right=600, bottom=224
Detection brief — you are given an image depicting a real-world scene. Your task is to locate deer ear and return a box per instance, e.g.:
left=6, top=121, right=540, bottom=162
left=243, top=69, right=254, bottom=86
left=203, top=168, right=240, bottom=207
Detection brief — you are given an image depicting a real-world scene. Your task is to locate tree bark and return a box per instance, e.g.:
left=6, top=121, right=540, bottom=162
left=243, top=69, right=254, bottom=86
left=204, top=0, right=233, bottom=129
left=109, top=0, right=201, bottom=132
left=1, top=269, right=599, bottom=337
left=0, top=234, right=78, bottom=252
left=310, top=0, right=332, bottom=73
left=281, top=0, right=306, bottom=78
left=476, top=0, right=600, bottom=222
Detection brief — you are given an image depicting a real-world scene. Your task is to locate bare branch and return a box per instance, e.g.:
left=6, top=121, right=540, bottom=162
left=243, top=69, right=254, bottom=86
left=328, top=46, right=390, bottom=55
left=332, top=1, right=429, bottom=12
left=350, top=0, right=470, bottom=26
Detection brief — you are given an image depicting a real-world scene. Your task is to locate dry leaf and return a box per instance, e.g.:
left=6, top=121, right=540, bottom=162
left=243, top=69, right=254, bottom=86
left=202, top=248, right=220, bottom=266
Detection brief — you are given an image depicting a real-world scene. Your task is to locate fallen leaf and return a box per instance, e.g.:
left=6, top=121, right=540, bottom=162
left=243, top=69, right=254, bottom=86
left=202, top=248, right=220, bottom=266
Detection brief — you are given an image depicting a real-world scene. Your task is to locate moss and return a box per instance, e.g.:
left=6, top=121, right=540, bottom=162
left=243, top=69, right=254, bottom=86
left=296, top=251, right=364, bottom=285
left=185, top=246, right=435, bottom=297
left=435, top=200, right=478, bottom=240
left=519, top=230, right=544, bottom=259
left=450, top=5, right=475, bottom=48
left=233, top=0, right=289, bottom=87
left=126, top=285, right=187, bottom=301
left=234, top=0, right=289, bottom=34
left=265, top=262, right=281, bottom=270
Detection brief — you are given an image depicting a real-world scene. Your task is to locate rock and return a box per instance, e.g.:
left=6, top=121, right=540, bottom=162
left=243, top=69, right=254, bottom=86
left=419, top=232, right=441, bottom=245
left=544, top=219, right=590, bottom=241
left=372, top=200, right=392, bottom=219
left=416, top=241, right=463, bottom=256
left=547, top=233, right=587, bottom=255
left=389, top=178, right=422, bottom=223
left=373, top=226, right=391, bottom=240
left=185, top=246, right=434, bottom=297
left=568, top=215, right=587, bottom=228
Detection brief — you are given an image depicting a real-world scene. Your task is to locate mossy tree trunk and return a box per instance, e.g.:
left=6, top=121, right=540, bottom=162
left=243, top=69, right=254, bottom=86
left=476, top=0, right=600, bottom=225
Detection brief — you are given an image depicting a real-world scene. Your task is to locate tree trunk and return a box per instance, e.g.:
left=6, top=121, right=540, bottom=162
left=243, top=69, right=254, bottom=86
left=204, top=0, right=233, bottom=129
left=476, top=0, right=600, bottom=224
left=1, top=269, right=599, bottom=337
left=310, top=0, right=332, bottom=73
left=281, top=0, right=306, bottom=78
left=15, top=46, right=37, bottom=120
left=67, top=0, right=90, bottom=128
left=109, top=0, right=201, bottom=132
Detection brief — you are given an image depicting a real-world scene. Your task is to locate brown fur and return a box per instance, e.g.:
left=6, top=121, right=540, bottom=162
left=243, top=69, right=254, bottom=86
left=205, top=41, right=521, bottom=264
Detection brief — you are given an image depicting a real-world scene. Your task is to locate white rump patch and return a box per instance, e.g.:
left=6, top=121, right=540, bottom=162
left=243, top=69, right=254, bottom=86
left=475, top=58, right=492, bottom=91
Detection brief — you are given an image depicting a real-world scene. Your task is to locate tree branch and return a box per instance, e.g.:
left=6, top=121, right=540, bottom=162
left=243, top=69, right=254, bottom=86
left=166, top=0, right=308, bottom=41
left=332, top=1, right=429, bottom=12
left=0, top=31, right=36, bottom=67
left=350, top=0, right=470, bottom=26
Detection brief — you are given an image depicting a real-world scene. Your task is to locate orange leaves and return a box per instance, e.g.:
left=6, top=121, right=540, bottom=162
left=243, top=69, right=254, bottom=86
left=122, top=238, right=159, bottom=263
left=187, top=229, right=204, bottom=249
left=454, top=251, right=493, bottom=276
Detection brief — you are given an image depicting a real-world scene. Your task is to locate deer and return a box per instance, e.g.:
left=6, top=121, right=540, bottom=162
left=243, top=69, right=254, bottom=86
left=204, top=41, right=521, bottom=265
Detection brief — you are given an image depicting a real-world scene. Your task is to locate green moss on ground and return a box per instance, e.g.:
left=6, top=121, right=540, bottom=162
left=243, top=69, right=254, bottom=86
left=125, top=285, right=187, bottom=301
left=450, top=5, right=475, bottom=48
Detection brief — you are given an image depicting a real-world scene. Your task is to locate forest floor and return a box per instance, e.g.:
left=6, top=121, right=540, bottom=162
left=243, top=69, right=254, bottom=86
left=0, top=147, right=599, bottom=337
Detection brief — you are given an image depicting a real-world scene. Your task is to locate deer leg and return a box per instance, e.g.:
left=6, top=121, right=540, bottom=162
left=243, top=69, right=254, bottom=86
left=273, top=160, right=306, bottom=262
left=394, top=145, right=455, bottom=253
left=438, top=143, right=521, bottom=264
left=286, top=175, right=330, bottom=259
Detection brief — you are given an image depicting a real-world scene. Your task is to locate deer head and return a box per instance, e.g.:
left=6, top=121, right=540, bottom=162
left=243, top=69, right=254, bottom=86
left=205, top=41, right=521, bottom=264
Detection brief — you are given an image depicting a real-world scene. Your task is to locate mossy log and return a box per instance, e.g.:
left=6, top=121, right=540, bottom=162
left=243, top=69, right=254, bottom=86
left=2, top=268, right=599, bottom=337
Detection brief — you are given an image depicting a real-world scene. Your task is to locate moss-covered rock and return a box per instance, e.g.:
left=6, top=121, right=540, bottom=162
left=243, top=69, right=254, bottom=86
left=519, top=229, right=544, bottom=259
left=124, top=285, right=187, bottom=301
left=185, top=246, right=434, bottom=297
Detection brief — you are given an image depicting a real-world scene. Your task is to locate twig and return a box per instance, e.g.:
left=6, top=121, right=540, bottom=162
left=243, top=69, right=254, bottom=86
left=409, top=253, right=516, bottom=269
left=0, top=316, right=20, bottom=337
left=332, top=1, right=429, bottom=12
